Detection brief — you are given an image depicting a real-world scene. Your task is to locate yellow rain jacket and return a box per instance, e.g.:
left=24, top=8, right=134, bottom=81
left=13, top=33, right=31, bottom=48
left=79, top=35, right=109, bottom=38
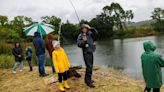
left=52, top=48, right=71, bottom=73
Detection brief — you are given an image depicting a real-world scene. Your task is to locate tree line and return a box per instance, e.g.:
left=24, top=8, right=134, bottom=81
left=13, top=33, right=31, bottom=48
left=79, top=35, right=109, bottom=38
left=0, top=2, right=164, bottom=42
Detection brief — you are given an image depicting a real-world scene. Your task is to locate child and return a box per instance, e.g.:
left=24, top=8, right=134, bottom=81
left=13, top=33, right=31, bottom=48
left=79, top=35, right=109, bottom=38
left=141, top=41, right=164, bottom=92
left=52, top=40, right=70, bottom=92
left=26, top=46, right=33, bottom=71
left=12, top=41, right=24, bottom=73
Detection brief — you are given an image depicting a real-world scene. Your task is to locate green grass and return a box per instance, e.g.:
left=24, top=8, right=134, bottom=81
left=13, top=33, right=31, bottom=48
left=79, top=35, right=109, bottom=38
left=0, top=54, right=15, bottom=69
left=112, top=27, right=159, bottom=39
left=0, top=54, right=52, bottom=69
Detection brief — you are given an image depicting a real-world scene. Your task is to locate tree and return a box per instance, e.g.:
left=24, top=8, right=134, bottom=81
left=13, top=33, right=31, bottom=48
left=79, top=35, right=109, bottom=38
left=89, top=13, right=114, bottom=38
left=0, top=26, right=19, bottom=42
left=11, top=16, right=33, bottom=29
left=11, top=16, right=33, bottom=37
left=103, top=2, right=134, bottom=31
left=151, top=8, right=164, bottom=32
left=62, top=20, right=80, bottom=40
left=79, top=19, right=89, bottom=25
left=125, top=10, right=134, bottom=23
left=41, top=16, right=61, bottom=31
left=122, top=10, right=134, bottom=29
left=103, top=2, right=125, bottom=31
left=0, top=15, right=8, bottom=26
left=151, top=8, right=164, bottom=21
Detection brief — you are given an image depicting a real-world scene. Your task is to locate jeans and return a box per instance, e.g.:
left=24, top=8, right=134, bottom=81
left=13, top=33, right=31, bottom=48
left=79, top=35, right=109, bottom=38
left=83, top=52, right=93, bottom=84
left=37, top=54, right=46, bottom=75
left=50, top=58, right=55, bottom=73
left=13, top=61, right=23, bottom=71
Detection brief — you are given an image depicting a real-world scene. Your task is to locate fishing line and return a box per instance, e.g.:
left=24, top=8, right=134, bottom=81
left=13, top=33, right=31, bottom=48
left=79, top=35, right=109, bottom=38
left=68, top=0, right=81, bottom=23
left=58, top=0, right=80, bottom=43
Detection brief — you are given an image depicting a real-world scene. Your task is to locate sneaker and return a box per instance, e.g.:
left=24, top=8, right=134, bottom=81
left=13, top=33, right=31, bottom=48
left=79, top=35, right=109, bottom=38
left=91, top=80, right=95, bottom=83
left=12, top=71, right=16, bottom=74
left=40, top=74, right=49, bottom=77
left=20, top=70, right=23, bottom=72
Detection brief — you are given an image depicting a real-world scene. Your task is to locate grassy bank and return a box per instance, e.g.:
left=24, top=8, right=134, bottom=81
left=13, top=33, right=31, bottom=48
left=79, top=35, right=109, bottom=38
left=0, top=41, right=52, bottom=69
left=0, top=54, right=15, bottom=68
left=0, top=54, right=52, bottom=69
left=112, top=26, right=160, bottom=39
left=0, top=66, right=164, bottom=92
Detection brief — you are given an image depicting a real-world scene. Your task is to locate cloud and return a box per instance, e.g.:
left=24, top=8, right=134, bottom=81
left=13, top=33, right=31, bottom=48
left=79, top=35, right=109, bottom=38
left=0, top=0, right=164, bottom=23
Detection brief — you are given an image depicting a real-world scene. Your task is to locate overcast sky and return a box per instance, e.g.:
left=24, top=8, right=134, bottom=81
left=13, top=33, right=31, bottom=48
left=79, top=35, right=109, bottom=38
left=0, top=0, right=164, bottom=23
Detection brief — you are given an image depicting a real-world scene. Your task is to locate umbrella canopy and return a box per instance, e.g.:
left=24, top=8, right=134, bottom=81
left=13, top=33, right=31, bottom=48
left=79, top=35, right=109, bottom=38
left=23, top=23, right=55, bottom=36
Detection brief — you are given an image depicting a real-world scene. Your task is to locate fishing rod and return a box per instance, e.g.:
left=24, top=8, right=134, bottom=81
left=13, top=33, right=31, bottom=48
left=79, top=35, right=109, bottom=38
left=68, top=0, right=81, bottom=23
left=58, top=0, right=80, bottom=43
left=68, top=0, right=99, bottom=40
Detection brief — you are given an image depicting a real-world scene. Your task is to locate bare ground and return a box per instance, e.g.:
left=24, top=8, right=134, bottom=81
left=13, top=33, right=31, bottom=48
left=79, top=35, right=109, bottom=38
left=0, top=66, right=164, bottom=92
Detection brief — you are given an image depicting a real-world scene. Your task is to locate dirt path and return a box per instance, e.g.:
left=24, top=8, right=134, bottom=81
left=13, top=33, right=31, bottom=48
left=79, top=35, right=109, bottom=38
left=0, top=67, right=163, bottom=92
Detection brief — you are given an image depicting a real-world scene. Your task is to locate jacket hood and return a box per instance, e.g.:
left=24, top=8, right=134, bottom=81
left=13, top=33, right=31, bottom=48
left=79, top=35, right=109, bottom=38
left=48, top=34, right=53, bottom=40
left=34, top=32, right=41, bottom=37
left=143, top=41, right=156, bottom=52
left=26, top=46, right=32, bottom=51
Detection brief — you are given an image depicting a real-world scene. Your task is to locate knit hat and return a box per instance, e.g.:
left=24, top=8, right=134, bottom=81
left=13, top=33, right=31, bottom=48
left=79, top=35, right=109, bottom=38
left=52, top=40, right=60, bottom=48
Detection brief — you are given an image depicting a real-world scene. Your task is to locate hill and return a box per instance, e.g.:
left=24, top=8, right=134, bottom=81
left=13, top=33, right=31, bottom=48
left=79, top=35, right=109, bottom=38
left=128, top=20, right=155, bottom=27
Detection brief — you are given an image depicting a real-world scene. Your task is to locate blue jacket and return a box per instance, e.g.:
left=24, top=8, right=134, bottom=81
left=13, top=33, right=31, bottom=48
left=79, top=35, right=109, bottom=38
left=33, top=32, right=45, bottom=56
left=26, top=47, right=32, bottom=60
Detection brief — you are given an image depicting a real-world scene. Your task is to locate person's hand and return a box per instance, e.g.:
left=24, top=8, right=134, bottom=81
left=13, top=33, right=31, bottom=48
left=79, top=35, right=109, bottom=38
left=82, top=36, right=87, bottom=41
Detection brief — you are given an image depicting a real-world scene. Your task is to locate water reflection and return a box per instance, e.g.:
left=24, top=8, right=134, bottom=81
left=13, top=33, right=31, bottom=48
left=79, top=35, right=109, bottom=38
left=63, top=36, right=164, bottom=80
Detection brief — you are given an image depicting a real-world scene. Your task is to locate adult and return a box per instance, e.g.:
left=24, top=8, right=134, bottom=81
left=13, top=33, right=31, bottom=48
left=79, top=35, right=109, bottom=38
left=33, top=32, right=47, bottom=77
left=77, top=24, right=98, bottom=88
left=46, top=34, right=55, bottom=73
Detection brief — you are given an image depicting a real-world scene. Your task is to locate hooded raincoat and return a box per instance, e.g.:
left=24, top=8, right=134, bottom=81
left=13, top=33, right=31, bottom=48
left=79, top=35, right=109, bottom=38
left=33, top=32, right=45, bottom=56
left=141, top=41, right=164, bottom=88
left=52, top=48, right=70, bottom=73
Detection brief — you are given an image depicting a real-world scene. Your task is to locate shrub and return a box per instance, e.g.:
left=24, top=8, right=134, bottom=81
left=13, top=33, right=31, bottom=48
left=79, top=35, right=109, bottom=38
left=0, top=41, right=13, bottom=55
left=0, top=54, right=15, bottom=69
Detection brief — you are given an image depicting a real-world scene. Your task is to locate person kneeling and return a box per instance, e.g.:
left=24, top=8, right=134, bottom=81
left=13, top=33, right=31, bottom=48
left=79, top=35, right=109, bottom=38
left=52, top=41, right=70, bottom=92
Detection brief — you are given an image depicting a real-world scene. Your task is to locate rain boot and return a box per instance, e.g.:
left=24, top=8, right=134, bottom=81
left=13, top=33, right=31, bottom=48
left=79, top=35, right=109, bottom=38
left=30, top=66, right=33, bottom=71
left=58, top=83, right=65, bottom=92
left=63, top=80, right=70, bottom=89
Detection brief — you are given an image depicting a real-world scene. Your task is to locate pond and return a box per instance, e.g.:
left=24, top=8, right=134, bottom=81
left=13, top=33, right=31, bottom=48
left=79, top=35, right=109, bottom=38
left=63, top=36, right=164, bottom=80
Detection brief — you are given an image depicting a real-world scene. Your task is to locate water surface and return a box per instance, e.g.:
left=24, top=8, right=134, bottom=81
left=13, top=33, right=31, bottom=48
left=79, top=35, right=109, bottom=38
left=63, top=36, right=164, bottom=80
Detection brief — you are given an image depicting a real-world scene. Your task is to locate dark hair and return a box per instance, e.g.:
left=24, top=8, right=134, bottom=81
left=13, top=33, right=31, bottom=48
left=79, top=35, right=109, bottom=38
left=14, top=41, right=21, bottom=47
